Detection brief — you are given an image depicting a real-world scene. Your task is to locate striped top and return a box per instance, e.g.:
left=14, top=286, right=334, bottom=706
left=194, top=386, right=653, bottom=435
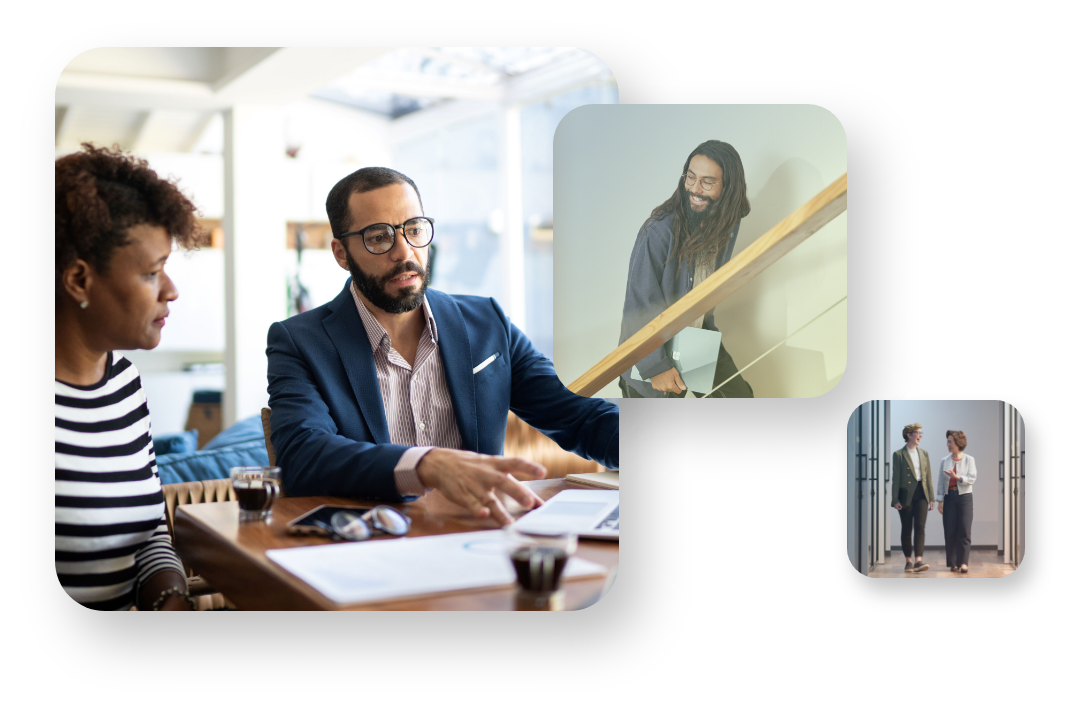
left=55, top=353, right=185, bottom=610
left=350, top=282, right=461, bottom=495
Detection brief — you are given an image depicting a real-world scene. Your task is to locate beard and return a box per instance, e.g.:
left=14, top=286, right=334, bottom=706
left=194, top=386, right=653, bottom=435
left=684, top=191, right=719, bottom=235
left=684, top=190, right=718, bottom=223
left=344, top=251, right=431, bottom=315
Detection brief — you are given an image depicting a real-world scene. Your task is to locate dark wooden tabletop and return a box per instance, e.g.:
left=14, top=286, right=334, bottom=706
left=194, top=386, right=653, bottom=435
left=173, top=478, right=618, bottom=610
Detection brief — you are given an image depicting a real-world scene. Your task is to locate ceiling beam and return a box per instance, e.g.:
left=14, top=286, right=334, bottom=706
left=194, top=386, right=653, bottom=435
left=55, top=105, right=73, bottom=145
left=56, top=48, right=391, bottom=112
left=213, top=47, right=390, bottom=105
left=56, top=72, right=218, bottom=111
left=182, top=112, right=218, bottom=153
left=122, top=110, right=153, bottom=152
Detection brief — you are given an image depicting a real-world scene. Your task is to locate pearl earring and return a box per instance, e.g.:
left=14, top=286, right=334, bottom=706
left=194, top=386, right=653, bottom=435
left=80, top=301, right=89, bottom=309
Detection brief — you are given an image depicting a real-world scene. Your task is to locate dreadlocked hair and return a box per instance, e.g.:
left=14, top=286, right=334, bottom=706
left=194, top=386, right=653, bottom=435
left=646, top=140, right=749, bottom=278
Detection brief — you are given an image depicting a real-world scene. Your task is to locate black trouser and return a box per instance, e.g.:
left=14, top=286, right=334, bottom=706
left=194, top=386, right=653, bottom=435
left=618, top=344, right=754, bottom=398
left=898, top=480, right=929, bottom=559
left=943, top=489, right=974, bottom=567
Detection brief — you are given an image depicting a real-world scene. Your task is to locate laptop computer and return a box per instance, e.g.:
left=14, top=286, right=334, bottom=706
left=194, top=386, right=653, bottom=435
left=629, top=326, right=720, bottom=394
left=513, top=489, right=619, bottom=541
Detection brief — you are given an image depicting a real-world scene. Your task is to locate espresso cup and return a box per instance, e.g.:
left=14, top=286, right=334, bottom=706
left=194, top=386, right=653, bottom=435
left=506, top=528, right=577, bottom=609
left=230, top=466, right=282, bottom=521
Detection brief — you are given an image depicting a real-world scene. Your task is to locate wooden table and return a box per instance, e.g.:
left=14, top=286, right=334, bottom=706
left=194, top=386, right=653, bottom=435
left=173, top=479, right=618, bottom=610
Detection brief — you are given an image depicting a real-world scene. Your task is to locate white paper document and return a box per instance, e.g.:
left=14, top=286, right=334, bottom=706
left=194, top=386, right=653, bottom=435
left=266, top=530, right=607, bottom=605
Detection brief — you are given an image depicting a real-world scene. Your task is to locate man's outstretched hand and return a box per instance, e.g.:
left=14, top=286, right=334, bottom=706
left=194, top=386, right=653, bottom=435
left=417, top=449, right=547, bottom=525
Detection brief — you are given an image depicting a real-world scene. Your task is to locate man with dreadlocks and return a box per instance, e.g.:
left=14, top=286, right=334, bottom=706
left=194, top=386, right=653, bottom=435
left=617, top=140, right=754, bottom=398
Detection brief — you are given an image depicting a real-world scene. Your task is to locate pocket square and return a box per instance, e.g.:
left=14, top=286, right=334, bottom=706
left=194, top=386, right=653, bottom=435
left=473, top=353, right=499, bottom=374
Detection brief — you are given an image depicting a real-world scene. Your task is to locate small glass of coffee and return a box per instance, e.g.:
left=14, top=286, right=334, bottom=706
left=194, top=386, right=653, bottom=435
left=230, top=466, right=282, bottom=522
left=506, top=527, right=577, bottom=610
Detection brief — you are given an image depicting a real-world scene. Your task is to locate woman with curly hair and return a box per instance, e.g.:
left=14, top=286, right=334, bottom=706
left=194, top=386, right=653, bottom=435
left=55, top=143, right=204, bottom=610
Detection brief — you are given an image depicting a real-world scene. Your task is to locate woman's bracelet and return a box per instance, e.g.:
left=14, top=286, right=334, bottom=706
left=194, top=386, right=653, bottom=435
left=150, top=585, right=198, bottom=611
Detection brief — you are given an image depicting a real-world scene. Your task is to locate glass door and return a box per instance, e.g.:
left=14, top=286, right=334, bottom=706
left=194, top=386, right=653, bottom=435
left=1013, top=408, right=1022, bottom=572
left=883, top=400, right=891, bottom=558
left=848, top=402, right=871, bottom=574
left=1000, top=401, right=1023, bottom=566
left=868, top=401, right=878, bottom=570
left=998, top=401, right=1008, bottom=559
left=847, top=405, right=859, bottom=572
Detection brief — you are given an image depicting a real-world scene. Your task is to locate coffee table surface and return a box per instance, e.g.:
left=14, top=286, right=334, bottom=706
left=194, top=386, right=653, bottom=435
left=173, top=478, right=618, bottom=610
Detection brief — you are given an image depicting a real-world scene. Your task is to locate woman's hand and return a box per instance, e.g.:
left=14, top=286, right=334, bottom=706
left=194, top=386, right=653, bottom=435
left=928, top=502, right=935, bottom=511
left=894, top=503, right=902, bottom=510
left=944, top=467, right=957, bottom=481
left=938, top=502, right=944, bottom=515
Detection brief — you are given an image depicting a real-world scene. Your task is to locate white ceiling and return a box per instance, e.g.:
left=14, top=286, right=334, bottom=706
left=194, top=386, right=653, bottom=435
left=55, top=47, right=614, bottom=155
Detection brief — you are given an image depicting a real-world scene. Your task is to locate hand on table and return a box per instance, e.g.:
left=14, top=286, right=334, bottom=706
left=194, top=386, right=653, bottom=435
left=650, top=367, right=686, bottom=394
left=417, top=449, right=547, bottom=525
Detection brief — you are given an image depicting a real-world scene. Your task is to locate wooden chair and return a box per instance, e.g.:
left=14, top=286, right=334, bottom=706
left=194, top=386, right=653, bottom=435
left=504, top=412, right=605, bottom=480
left=161, top=479, right=237, bottom=611
left=259, top=406, right=597, bottom=481
left=260, top=407, right=276, bottom=467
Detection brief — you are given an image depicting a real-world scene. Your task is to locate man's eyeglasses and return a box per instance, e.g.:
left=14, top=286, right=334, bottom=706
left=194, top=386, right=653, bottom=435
left=339, top=217, right=435, bottom=255
left=683, top=172, right=720, bottom=190
left=329, top=506, right=412, bottom=541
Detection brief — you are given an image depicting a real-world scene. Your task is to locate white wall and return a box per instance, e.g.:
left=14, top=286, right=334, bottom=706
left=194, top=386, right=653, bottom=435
left=98, top=99, right=393, bottom=432
left=553, top=104, right=847, bottom=397
left=889, top=400, right=1001, bottom=548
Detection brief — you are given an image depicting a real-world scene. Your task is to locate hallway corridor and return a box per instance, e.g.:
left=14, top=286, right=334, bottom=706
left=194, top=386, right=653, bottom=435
left=870, top=549, right=1016, bottom=578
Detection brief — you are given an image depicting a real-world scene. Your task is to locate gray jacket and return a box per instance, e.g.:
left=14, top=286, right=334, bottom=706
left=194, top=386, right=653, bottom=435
left=618, top=212, right=739, bottom=398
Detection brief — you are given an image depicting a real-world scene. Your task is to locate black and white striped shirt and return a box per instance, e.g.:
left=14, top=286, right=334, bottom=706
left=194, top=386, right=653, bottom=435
left=55, top=353, right=185, bottom=610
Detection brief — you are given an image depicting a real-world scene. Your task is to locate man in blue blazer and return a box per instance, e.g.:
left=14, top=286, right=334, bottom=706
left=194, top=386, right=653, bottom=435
left=266, top=167, right=619, bottom=524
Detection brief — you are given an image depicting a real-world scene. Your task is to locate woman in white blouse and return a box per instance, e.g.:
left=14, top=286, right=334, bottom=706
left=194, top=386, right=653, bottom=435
left=937, top=430, right=977, bottom=573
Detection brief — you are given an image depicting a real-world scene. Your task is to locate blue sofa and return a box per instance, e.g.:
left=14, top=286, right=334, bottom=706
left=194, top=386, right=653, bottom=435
left=155, top=415, right=270, bottom=485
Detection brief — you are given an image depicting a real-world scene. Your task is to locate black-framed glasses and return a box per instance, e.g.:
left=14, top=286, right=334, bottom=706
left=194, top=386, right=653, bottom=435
left=338, top=217, right=435, bottom=255
left=683, top=172, right=720, bottom=190
left=329, top=506, right=412, bottom=541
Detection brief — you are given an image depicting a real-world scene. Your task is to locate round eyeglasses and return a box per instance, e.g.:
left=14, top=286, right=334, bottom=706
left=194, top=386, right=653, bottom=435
left=329, top=505, right=412, bottom=541
left=682, top=172, right=720, bottom=191
left=338, top=217, right=435, bottom=255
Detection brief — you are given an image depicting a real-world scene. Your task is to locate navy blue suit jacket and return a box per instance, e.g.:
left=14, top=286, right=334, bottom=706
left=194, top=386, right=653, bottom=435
left=266, top=281, right=619, bottom=500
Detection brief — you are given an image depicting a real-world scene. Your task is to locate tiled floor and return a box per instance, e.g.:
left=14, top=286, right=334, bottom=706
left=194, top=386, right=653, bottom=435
left=870, top=549, right=1017, bottom=578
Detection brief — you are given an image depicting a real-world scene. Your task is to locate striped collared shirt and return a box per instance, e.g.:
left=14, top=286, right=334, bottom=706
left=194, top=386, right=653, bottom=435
left=350, top=282, right=461, bottom=495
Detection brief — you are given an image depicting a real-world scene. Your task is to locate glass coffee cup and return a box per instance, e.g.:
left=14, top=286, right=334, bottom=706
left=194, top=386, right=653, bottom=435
left=506, top=527, right=577, bottom=610
left=230, top=466, right=282, bottom=521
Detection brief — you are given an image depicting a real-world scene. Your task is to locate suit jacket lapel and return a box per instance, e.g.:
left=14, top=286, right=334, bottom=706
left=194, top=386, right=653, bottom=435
left=428, top=290, right=479, bottom=451
left=322, top=281, right=390, bottom=444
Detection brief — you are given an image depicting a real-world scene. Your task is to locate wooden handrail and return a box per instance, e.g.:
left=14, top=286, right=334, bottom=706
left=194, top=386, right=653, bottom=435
left=567, top=173, right=848, bottom=397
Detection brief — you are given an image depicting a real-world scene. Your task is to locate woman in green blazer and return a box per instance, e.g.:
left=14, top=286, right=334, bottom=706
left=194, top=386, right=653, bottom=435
left=891, top=423, right=934, bottom=572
